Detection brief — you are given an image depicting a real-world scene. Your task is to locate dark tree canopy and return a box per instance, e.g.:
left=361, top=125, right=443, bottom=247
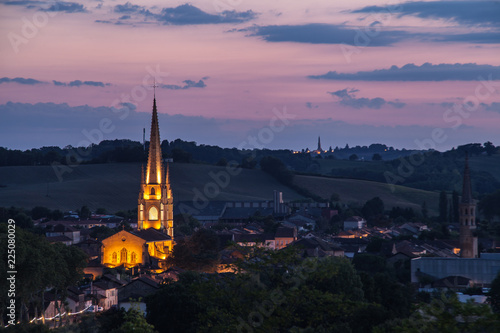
left=362, top=197, right=385, bottom=219
left=259, top=155, right=294, bottom=186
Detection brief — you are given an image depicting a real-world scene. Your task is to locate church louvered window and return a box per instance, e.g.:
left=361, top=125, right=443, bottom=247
left=149, top=206, right=158, bottom=220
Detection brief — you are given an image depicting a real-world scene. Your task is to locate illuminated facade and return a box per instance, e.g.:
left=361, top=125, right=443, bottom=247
left=101, top=229, right=173, bottom=268
left=138, top=97, right=174, bottom=237
left=101, top=96, right=174, bottom=269
left=101, top=230, right=147, bottom=267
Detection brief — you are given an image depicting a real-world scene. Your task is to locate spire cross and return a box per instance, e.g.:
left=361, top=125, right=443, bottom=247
left=152, top=79, right=158, bottom=97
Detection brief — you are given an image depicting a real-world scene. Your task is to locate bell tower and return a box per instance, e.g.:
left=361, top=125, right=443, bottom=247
left=138, top=96, right=174, bottom=238
left=459, top=153, right=477, bottom=258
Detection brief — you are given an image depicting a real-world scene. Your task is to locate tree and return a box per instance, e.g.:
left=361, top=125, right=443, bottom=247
left=260, top=156, right=294, bottom=185
left=381, top=293, right=500, bottom=332
left=349, top=154, right=358, bottom=161
left=478, top=190, right=500, bottom=220
left=172, top=148, right=191, bottom=163
left=484, top=141, right=496, bottom=156
left=31, top=206, right=51, bottom=220
left=241, top=156, right=257, bottom=169
left=452, top=190, right=459, bottom=223
left=421, top=201, right=428, bottom=219
left=215, top=158, right=228, bottom=167
left=438, top=191, right=448, bottom=222
left=96, top=207, right=107, bottom=214
left=80, top=205, right=91, bottom=219
left=0, top=225, right=86, bottom=324
left=112, top=307, right=158, bottom=333
left=50, top=209, right=63, bottom=221
left=372, top=153, right=382, bottom=161
left=330, top=193, right=340, bottom=202
left=167, top=229, right=220, bottom=272
left=148, top=247, right=395, bottom=333
left=13, top=213, right=33, bottom=229
left=90, top=226, right=116, bottom=241
left=362, top=197, right=385, bottom=219
left=173, top=213, right=201, bottom=236
left=488, top=271, right=500, bottom=313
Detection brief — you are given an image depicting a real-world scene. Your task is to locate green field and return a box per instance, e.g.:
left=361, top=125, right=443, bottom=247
left=0, top=163, right=305, bottom=212
left=311, top=158, right=388, bottom=175
left=294, top=175, right=440, bottom=214
left=0, top=161, right=442, bottom=215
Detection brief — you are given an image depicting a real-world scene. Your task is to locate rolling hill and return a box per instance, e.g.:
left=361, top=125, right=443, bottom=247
left=0, top=162, right=440, bottom=215
left=294, top=175, right=440, bottom=214
left=0, top=163, right=305, bottom=212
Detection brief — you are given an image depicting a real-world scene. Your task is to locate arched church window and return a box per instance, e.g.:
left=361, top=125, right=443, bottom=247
left=131, top=252, right=137, bottom=263
left=465, top=208, right=468, bottom=215
left=149, top=206, right=158, bottom=220
left=150, top=187, right=156, bottom=196
left=120, top=248, right=127, bottom=263
left=112, top=252, right=117, bottom=263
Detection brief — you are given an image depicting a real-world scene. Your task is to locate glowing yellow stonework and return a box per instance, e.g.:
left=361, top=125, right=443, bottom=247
left=101, top=230, right=146, bottom=268
left=101, top=97, right=174, bottom=269
left=137, top=97, right=174, bottom=237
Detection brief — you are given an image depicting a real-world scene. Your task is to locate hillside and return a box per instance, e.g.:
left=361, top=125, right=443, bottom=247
left=1, top=162, right=441, bottom=216
left=294, top=175, right=440, bottom=214
left=0, top=163, right=305, bottom=212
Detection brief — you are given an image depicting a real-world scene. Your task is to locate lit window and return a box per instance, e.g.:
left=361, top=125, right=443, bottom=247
left=149, top=206, right=158, bottom=220
left=121, top=248, right=127, bottom=263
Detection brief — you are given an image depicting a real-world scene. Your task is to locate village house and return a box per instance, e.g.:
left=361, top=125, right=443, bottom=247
left=118, top=275, right=160, bottom=314
left=343, top=216, right=367, bottom=231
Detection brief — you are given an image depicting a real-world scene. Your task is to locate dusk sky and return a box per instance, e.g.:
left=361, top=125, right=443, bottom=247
left=1, top=0, right=499, bottom=151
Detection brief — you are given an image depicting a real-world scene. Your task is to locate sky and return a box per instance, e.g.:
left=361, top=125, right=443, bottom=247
left=1, top=0, right=499, bottom=151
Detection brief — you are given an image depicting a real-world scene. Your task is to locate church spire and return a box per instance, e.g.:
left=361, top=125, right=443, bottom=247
left=145, top=97, right=163, bottom=184
left=317, top=136, right=322, bottom=151
left=141, top=164, right=145, bottom=184
left=459, top=151, right=477, bottom=258
left=461, top=152, right=473, bottom=204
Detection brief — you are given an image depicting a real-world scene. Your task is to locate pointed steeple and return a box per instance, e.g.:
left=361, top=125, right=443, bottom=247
left=145, top=97, right=163, bottom=184
left=317, top=136, right=322, bottom=151
left=165, top=162, right=172, bottom=199
left=141, top=164, right=145, bottom=184
left=461, top=152, right=473, bottom=204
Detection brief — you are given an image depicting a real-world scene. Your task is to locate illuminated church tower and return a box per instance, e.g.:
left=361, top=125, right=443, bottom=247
left=459, top=153, right=477, bottom=258
left=138, top=97, right=174, bottom=238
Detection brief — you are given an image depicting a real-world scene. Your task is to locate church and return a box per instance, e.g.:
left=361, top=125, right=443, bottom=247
left=101, top=96, right=174, bottom=269
left=411, top=155, right=500, bottom=286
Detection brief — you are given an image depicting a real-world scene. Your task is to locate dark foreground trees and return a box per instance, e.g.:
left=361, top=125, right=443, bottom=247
left=148, top=247, right=409, bottom=333
left=0, top=225, right=87, bottom=326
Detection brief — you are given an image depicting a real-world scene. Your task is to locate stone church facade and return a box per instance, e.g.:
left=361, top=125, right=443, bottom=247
left=101, top=96, right=174, bottom=269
